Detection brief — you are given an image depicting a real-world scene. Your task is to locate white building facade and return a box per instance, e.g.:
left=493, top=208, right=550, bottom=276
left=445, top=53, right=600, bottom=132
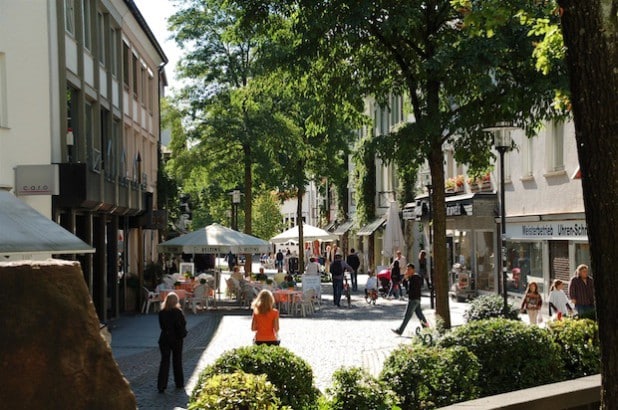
left=0, top=0, right=167, bottom=320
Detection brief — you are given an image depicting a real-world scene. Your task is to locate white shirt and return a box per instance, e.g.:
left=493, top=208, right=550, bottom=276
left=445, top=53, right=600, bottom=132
left=366, top=276, right=378, bottom=290
left=549, top=289, right=571, bottom=315
left=305, top=261, right=320, bottom=276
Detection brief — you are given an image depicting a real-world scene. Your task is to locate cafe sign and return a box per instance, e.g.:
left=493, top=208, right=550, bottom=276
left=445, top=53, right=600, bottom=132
left=14, top=165, right=59, bottom=196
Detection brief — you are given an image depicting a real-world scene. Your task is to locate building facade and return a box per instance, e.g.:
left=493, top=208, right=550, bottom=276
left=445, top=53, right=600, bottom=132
left=0, top=0, right=167, bottom=320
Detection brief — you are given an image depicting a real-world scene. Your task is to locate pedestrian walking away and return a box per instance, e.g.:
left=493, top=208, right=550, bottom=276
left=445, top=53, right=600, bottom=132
left=251, top=289, right=280, bottom=346
left=330, top=253, right=353, bottom=307
left=346, top=248, right=361, bottom=291
left=392, top=263, right=429, bottom=335
left=157, top=292, right=188, bottom=393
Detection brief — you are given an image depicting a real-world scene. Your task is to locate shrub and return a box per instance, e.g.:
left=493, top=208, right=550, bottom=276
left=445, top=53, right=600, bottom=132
left=464, top=294, right=520, bottom=322
left=188, top=371, right=281, bottom=410
left=439, top=318, right=565, bottom=396
left=380, top=343, right=481, bottom=409
left=191, top=345, right=320, bottom=409
left=547, top=318, right=600, bottom=378
left=325, top=367, right=399, bottom=410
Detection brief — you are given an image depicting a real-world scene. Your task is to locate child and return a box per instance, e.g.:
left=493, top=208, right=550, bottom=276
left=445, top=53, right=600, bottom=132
left=365, top=269, right=378, bottom=299
left=548, top=279, right=573, bottom=320
left=251, top=289, right=280, bottom=345
left=520, top=281, right=543, bottom=325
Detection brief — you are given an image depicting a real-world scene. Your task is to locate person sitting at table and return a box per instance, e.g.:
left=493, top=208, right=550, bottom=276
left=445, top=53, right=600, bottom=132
left=155, top=278, right=171, bottom=293
left=304, top=257, right=320, bottom=276
left=251, top=289, right=280, bottom=346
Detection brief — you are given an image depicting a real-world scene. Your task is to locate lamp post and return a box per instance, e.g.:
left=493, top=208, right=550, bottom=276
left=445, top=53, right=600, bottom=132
left=485, top=122, right=515, bottom=314
left=230, top=189, right=241, bottom=231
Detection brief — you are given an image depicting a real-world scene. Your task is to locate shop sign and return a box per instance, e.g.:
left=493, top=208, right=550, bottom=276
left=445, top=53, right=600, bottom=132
left=506, top=221, right=588, bottom=240
left=14, top=165, right=59, bottom=195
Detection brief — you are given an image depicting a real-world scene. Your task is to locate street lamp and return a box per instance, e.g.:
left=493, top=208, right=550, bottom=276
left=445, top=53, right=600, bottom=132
left=485, top=122, right=516, bottom=314
left=229, top=189, right=242, bottom=231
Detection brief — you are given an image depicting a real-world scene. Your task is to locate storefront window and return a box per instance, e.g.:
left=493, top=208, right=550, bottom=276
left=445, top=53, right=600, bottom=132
left=575, top=242, right=591, bottom=275
left=506, top=241, right=543, bottom=294
left=447, top=230, right=472, bottom=269
left=475, top=231, right=495, bottom=291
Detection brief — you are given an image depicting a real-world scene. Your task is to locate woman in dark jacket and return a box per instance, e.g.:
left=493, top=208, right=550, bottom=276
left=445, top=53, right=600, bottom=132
left=157, top=292, right=187, bottom=393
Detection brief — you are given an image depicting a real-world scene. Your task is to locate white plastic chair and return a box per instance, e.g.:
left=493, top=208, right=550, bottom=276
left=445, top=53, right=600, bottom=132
left=188, top=284, right=210, bottom=314
left=141, top=286, right=161, bottom=314
left=294, top=289, right=316, bottom=317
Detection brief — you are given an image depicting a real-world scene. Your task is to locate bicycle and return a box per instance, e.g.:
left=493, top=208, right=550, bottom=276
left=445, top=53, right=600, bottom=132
left=343, top=274, right=352, bottom=307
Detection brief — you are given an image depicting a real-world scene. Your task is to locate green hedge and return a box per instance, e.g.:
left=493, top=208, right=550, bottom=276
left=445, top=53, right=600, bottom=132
left=439, top=318, right=565, bottom=396
left=188, top=371, right=281, bottom=410
left=325, top=367, right=399, bottom=410
left=380, top=343, right=481, bottom=409
left=464, top=294, right=520, bottom=322
left=547, top=318, right=600, bottom=378
left=191, top=345, right=320, bottom=409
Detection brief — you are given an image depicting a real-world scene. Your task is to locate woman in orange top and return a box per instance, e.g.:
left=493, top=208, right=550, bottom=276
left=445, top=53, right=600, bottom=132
left=251, top=289, right=280, bottom=345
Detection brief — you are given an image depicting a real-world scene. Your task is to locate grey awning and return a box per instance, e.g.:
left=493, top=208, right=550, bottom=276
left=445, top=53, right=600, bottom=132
left=333, top=220, right=355, bottom=235
left=324, top=221, right=338, bottom=232
left=357, top=218, right=386, bottom=236
left=0, top=191, right=94, bottom=256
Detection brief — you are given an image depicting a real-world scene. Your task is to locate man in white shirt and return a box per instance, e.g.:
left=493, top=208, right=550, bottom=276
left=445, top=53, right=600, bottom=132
left=304, top=257, right=320, bottom=275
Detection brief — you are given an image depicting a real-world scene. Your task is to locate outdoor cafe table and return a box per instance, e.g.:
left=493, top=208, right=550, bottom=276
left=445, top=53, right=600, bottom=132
left=159, top=289, right=190, bottom=309
left=273, top=289, right=302, bottom=315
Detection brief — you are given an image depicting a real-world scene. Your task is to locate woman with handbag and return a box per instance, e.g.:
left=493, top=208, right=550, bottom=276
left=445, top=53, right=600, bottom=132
left=157, top=291, right=188, bottom=393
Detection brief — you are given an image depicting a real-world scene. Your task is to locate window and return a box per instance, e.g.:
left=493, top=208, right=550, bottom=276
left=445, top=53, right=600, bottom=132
left=141, top=66, right=146, bottom=105
left=547, top=121, right=564, bottom=172
left=82, top=0, right=92, bottom=50
left=0, top=53, right=7, bottom=127
left=147, top=75, right=154, bottom=112
left=506, top=241, right=544, bottom=294
left=100, top=108, right=109, bottom=174
left=132, top=54, right=139, bottom=95
left=65, top=0, right=75, bottom=35
left=122, top=42, right=130, bottom=87
left=97, top=12, right=106, bottom=65
left=522, top=135, right=534, bottom=178
left=110, top=28, right=118, bottom=77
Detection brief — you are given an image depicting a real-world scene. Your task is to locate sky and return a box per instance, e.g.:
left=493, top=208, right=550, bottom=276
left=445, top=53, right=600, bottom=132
left=133, top=0, right=183, bottom=92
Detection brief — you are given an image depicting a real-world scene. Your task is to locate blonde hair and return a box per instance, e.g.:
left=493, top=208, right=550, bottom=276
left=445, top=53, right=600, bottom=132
left=575, top=264, right=589, bottom=276
left=252, top=289, right=275, bottom=315
left=161, top=291, right=180, bottom=310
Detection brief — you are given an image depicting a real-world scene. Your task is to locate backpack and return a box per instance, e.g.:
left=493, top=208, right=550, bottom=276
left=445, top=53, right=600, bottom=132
left=330, top=260, right=343, bottom=279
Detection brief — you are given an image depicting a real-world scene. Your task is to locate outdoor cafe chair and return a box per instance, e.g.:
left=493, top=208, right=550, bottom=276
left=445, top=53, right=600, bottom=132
left=142, top=286, right=161, bottom=314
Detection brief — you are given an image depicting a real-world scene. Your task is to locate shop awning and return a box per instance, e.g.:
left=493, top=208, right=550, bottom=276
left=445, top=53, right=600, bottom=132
left=0, top=191, right=94, bottom=257
left=357, top=217, right=386, bottom=236
left=324, top=221, right=338, bottom=232
left=333, top=220, right=355, bottom=235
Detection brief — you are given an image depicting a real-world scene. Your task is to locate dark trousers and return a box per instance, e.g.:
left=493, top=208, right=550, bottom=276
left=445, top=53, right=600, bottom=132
left=350, top=270, right=358, bottom=291
left=158, top=340, right=184, bottom=390
left=395, top=298, right=428, bottom=333
left=332, top=279, right=343, bottom=306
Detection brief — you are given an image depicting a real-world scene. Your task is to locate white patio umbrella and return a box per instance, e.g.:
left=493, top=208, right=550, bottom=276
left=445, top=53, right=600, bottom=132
left=382, top=201, right=406, bottom=259
left=157, top=223, right=271, bottom=254
left=270, top=223, right=338, bottom=243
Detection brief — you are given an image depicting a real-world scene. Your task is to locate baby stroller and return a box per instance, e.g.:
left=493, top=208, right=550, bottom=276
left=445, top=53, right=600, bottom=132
left=377, top=268, right=391, bottom=298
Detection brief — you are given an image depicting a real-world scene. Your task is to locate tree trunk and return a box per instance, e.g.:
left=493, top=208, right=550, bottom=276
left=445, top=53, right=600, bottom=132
left=557, top=0, right=618, bottom=407
left=243, top=142, right=253, bottom=274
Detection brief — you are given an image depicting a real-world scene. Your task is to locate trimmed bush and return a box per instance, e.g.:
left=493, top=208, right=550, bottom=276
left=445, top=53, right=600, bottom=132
left=547, top=318, right=600, bottom=378
left=188, top=371, right=281, bottom=410
left=379, top=343, right=481, bottom=409
left=191, top=345, right=320, bottom=409
left=325, top=367, right=399, bottom=410
left=439, top=318, right=564, bottom=396
left=464, top=294, right=520, bottom=322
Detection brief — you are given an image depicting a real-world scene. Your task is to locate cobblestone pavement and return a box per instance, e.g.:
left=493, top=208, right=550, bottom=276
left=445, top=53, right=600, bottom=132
left=112, top=279, right=468, bottom=410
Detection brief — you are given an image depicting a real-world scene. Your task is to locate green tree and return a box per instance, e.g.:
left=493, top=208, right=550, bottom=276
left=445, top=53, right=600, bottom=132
left=236, top=0, right=566, bottom=327
left=555, top=0, right=618, bottom=407
left=252, top=191, right=285, bottom=242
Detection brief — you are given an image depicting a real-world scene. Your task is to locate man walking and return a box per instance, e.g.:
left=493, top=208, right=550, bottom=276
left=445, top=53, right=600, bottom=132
left=568, top=264, right=595, bottom=318
left=392, top=263, right=429, bottom=335
left=346, top=248, right=361, bottom=291
left=330, top=253, right=353, bottom=307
